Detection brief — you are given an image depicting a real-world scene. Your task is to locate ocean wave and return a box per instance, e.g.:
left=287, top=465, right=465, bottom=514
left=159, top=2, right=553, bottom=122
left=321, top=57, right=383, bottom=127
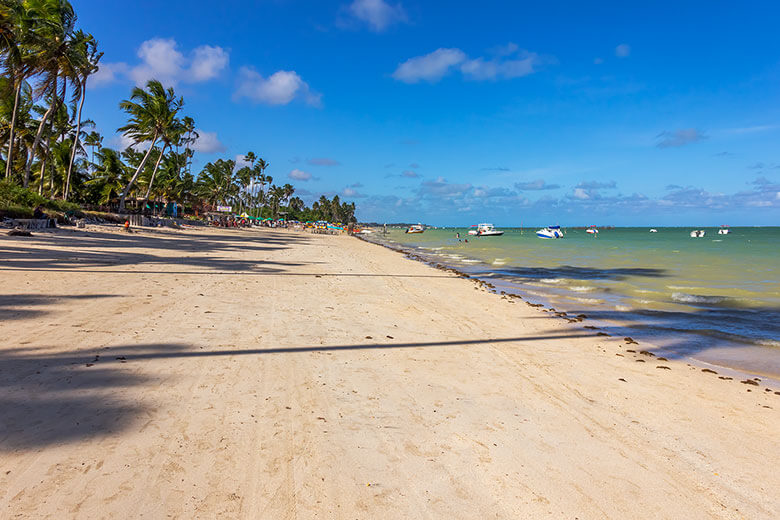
left=571, top=297, right=603, bottom=304
left=492, top=260, right=506, bottom=266
left=540, top=278, right=564, bottom=284
left=671, top=292, right=728, bottom=305
left=568, top=286, right=595, bottom=293
left=461, top=259, right=482, bottom=263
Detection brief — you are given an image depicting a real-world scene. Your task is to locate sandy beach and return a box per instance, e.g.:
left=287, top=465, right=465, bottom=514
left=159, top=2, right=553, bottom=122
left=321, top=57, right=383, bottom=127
left=1, top=225, right=778, bottom=519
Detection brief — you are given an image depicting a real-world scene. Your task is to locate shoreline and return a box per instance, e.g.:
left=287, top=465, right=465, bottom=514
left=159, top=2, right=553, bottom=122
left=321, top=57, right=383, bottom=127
left=359, top=231, right=780, bottom=383
left=1, top=226, right=778, bottom=518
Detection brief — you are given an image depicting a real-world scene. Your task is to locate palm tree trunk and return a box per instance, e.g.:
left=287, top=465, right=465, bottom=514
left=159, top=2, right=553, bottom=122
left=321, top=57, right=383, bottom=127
left=38, top=157, right=46, bottom=195
left=24, top=101, right=56, bottom=188
left=48, top=158, right=54, bottom=196
left=118, top=134, right=159, bottom=212
left=65, top=81, right=87, bottom=200
left=5, top=80, right=22, bottom=180
left=142, top=143, right=167, bottom=202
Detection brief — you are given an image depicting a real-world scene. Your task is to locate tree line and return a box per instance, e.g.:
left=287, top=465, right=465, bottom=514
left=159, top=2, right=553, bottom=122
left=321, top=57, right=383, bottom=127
left=0, top=0, right=357, bottom=223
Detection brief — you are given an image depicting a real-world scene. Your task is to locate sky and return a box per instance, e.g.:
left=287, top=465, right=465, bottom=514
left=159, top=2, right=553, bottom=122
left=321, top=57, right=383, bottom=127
left=73, top=0, right=780, bottom=226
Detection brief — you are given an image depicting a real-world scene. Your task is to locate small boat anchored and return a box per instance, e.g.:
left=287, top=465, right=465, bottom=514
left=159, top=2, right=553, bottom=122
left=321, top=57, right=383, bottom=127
left=690, top=230, right=706, bottom=238
left=468, top=223, right=504, bottom=237
left=536, top=225, right=564, bottom=239
left=718, top=225, right=730, bottom=235
left=405, top=224, right=424, bottom=234
left=585, top=225, right=599, bottom=235
left=649, top=229, right=658, bottom=233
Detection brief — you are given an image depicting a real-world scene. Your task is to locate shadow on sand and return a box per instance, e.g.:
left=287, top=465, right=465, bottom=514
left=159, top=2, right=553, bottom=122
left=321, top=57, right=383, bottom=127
left=0, top=333, right=595, bottom=451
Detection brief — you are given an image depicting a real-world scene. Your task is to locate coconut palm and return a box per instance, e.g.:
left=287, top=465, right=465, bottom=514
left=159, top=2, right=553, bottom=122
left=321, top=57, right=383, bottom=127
left=64, top=29, right=100, bottom=200
left=141, top=114, right=185, bottom=205
left=86, top=147, right=128, bottom=205
left=116, top=79, right=183, bottom=211
left=82, top=129, right=101, bottom=167
left=22, top=0, right=79, bottom=187
left=2, top=0, right=35, bottom=180
left=197, top=158, right=236, bottom=206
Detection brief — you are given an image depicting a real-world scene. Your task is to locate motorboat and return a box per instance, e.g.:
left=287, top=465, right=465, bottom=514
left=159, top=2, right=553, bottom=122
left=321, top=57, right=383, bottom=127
left=468, top=223, right=504, bottom=236
left=718, top=225, right=730, bottom=235
left=649, top=229, right=658, bottom=233
left=586, top=225, right=599, bottom=235
left=690, top=230, right=706, bottom=238
left=536, top=225, right=564, bottom=239
left=406, top=224, right=424, bottom=234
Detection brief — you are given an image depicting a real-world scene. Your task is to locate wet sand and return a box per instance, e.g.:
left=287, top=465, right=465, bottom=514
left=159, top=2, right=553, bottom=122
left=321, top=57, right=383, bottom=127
left=1, top=225, right=778, bottom=518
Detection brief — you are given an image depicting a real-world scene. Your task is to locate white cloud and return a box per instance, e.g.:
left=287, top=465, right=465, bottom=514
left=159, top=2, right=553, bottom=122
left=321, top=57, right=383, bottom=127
left=461, top=54, right=538, bottom=81
left=191, top=130, right=225, bottom=154
left=722, top=124, right=779, bottom=135
left=393, top=48, right=467, bottom=83
left=234, top=67, right=321, bottom=106
left=113, top=133, right=150, bottom=152
left=393, top=45, right=545, bottom=84
left=129, top=38, right=186, bottom=86
left=342, top=186, right=368, bottom=198
left=615, top=44, right=631, bottom=58
left=289, top=169, right=313, bottom=181
left=93, top=38, right=229, bottom=88
left=89, top=62, right=129, bottom=88
left=656, top=129, right=707, bottom=148
left=190, top=45, right=230, bottom=81
left=515, top=179, right=561, bottom=191
left=234, top=154, right=252, bottom=169
left=347, top=0, right=407, bottom=32
left=307, top=157, right=340, bottom=166
left=572, top=188, right=590, bottom=200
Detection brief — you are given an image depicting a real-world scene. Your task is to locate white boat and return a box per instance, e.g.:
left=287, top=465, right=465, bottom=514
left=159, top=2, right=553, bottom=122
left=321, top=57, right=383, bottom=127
left=536, top=225, right=563, bottom=239
left=649, top=229, right=658, bottom=233
left=586, top=225, right=598, bottom=235
left=405, top=224, right=424, bottom=234
left=718, top=226, right=730, bottom=235
left=690, top=230, right=706, bottom=238
left=468, top=223, right=504, bottom=236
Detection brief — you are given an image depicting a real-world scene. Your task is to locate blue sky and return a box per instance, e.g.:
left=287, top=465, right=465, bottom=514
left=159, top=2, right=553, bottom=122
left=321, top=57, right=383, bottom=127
left=74, top=0, right=780, bottom=225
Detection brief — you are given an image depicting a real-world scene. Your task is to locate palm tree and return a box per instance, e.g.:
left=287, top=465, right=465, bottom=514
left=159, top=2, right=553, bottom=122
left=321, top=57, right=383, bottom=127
left=141, top=114, right=185, bottom=204
left=82, top=129, right=101, bottom=168
left=197, top=158, right=236, bottom=206
left=64, top=30, right=100, bottom=200
left=86, top=147, right=128, bottom=205
left=23, top=0, right=78, bottom=187
left=2, top=0, right=35, bottom=180
left=116, top=79, right=183, bottom=211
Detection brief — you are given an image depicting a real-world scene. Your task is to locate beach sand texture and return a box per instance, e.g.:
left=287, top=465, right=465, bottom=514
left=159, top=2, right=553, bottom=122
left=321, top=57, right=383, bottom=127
left=1, top=226, right=778, bottom=519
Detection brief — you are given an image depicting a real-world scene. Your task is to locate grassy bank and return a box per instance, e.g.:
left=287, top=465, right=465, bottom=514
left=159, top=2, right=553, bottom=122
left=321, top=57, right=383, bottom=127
left=0, top=181, right=83, bottom=220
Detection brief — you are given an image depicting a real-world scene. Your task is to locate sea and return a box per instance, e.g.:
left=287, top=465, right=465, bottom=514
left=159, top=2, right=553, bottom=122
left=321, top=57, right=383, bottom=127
left=363, top=226, right=780, bottom=379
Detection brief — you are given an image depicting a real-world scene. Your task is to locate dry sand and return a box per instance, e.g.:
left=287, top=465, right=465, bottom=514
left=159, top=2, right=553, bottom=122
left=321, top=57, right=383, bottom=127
left=0, top=225, right=778, bottom=519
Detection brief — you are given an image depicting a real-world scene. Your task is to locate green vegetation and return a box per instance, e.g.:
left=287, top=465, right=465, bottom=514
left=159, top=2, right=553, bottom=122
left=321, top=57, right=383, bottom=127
left=0, top=0, right=357, bottom=222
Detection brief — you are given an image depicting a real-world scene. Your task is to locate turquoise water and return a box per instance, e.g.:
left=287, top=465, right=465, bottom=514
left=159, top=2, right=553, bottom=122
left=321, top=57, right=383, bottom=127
left=366, top=227, right=780, bottom=378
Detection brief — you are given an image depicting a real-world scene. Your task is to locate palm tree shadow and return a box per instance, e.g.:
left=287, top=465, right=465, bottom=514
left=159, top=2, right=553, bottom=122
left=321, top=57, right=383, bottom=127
left=0, top=333, right=594, bottom=451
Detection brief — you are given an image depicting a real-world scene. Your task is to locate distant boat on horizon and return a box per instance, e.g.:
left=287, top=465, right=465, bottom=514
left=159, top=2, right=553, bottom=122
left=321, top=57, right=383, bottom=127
left=690, top=230, right=706, bottom=238
left=718, top=225, right=730, bottom=235
left=586, top=225, right=599, bottom=235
